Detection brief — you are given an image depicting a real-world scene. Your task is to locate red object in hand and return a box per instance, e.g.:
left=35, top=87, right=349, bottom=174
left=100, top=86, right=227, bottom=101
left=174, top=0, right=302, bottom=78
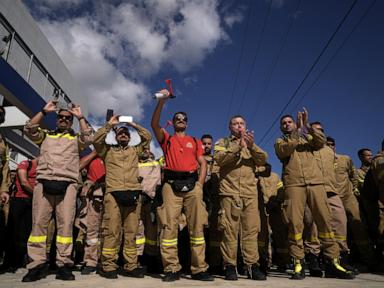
left=165, top=79, right=174, bottom=96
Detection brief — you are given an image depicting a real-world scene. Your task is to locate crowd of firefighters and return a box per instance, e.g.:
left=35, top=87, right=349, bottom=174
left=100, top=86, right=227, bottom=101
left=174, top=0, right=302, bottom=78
left=0, top=89, right=383, bottom=283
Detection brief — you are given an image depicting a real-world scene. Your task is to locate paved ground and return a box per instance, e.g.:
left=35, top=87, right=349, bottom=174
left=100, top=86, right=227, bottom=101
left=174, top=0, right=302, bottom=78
left=0, top=268, right=383, bottom=288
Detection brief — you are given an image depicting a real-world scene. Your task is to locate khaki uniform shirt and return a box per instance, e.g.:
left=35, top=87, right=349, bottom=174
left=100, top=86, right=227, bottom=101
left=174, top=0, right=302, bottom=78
left=357, top=165, right=369, bottom=193
left=0, top=134, right=9, bottom=192
left=214, top=135, right=267, bottom=198
left=93, top=123, right=151, bottom=193
left=203, top=154, right=220, bottom=197
left=371, top=151, right=384, bottom=204
left=274, top=128, right=325, bottom=187
left=258, top=172, right=283, bottom=204
left=24, top=122, right=93, bottom=183
left=314, top=146, right=338, bottom=193
left=138, top=159, right=161, bottom=199
left=335, top=154, right=358, bottom=197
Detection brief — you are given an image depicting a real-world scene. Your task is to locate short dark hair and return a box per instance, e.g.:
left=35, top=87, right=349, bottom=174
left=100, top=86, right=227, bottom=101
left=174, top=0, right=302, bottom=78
left=172, top=111, right=188, bottom=121
left=229, top=115, right=245, bottom=125
left=326, top=136, right=335, bottom=145
left=280, top=114, right=294, bottom=124
left=201, top=134, right=212, bottom=141
left=358, top=148, right=371, bottom=157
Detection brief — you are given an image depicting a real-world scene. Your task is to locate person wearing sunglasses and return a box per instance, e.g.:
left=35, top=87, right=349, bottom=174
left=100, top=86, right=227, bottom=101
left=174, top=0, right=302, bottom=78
left=151, top=89, right=213, bottom=282
left=22, top=101, right=92, bottom=282
left=93, top=114, right=151, bottom=279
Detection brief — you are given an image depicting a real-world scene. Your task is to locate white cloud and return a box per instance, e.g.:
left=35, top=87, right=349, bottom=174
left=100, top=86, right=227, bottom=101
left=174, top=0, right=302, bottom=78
left=24, top=0, right=243, bottom=123
left=224, top=10, right=243, bottom=28
left=39, top=18, right=149, bottom=120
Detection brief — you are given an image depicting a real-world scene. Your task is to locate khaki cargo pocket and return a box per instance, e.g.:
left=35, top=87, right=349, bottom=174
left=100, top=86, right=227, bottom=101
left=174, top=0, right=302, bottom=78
left=156, top=205, right=166, bottom=229
left=217, top=209, right=228, bottom=231
left=101, top=212, right=110, bottom=237
left=200, top=200, right=209, bottom=227
left=231, top=200, right=242, bottom=218
left=281, top=199, right=290, bottom=225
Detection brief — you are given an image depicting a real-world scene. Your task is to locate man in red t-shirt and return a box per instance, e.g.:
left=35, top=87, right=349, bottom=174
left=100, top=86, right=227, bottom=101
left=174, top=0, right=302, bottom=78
left=151, top=89, right=213, bottom=282
left=0, top=159, right=37, bottom=272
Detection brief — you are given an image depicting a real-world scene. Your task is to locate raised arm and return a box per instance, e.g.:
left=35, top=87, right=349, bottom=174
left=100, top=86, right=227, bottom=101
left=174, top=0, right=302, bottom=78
left=130, top=122, right=152, bottom=153
left=93, top=115, right=119, bottom=158
left=24, top=101, right=57, bottom=144
left=214, top=138, right=242, bottom=168
left=151, top=89, right=170, bottom=144
left=274, top=133, right=299, bottom=161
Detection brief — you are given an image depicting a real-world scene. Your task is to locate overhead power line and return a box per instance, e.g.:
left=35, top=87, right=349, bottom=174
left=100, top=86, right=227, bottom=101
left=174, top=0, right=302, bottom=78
left=260, top=0, right=377, bottom=148
left=249, top=0, right=302, bottom=127
left=291, top=0, right=377, bottom=113
left=223, top=0, right=254, bottom=134
left=236, top=0, right=273, bottom=113
left=257, top=0, right=359, bottom=145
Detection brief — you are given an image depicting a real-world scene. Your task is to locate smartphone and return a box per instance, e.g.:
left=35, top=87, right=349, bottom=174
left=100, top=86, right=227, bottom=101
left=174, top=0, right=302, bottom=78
left=106, top=109, right=114, bottom=122
left=119, top=116, right=133, bottom=123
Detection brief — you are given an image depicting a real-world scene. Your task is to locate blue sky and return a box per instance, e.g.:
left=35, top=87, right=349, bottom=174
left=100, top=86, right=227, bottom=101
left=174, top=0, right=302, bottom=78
left=23, top=0, right=384, bottom=173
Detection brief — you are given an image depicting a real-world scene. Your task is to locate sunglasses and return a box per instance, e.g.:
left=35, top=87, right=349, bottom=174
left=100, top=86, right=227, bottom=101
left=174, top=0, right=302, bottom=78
left=57, top=114, right=73, bottom=121
left=117, top=130, right=130, bottom=136
left=174, top=115, right=188, bottom=122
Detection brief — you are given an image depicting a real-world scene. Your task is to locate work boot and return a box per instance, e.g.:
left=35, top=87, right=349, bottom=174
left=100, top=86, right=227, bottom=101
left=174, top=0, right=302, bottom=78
left=224, top=265, right=238, bottom=281
left=56, top=266, right=75, bottom=281
left=324, top=258, right=355, bottom=279
left=306, top=253, right=323, bottom=277
left=191, top=271, right=214, bottom=281
left=22, top=264, right=47, bottom=282
left=119, top=267, right=145, bottom=278
left=81, top=266, right=97, bottom=275
left=291, top=259, right=305, bottom=280
left=208, top=265, right=224, bottom=276
left=340, top=252, right=359, bottom=275
left=99, top=269, right=118, bottom=279
left=162, top=271, right=180, bottom=282
left=247, top=264, right=267, bottom=280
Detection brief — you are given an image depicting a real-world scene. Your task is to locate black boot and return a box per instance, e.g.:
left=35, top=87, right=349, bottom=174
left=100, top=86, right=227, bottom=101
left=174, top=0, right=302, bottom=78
left=22, top=264, right=47, bottom=282
left=247, top=264, right=267, bottom=280
left=56, top=266, right=75, bottom=281
left=340, top=252, right=359, bottom=275
left=224, top=265, right=238, bottom=281
left=324, top=258, right=355, bottom=279
left=162, top=271, right=180, bottom=282
left=291, top=259, right=305, bottom=280
left=119, top=267, right=145, bottom=278
left=306, top=253, right=323, bottom=277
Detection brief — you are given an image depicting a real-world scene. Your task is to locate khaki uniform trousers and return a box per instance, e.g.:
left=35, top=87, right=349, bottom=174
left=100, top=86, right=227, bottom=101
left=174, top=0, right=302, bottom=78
left=27, top=182, right=77, bottom=269
left=140, top=203, right=158, bottom=256
left=340, top=191, right=374, bottom=262
left=157, top=182, right=208, bottom=274
left=82, top=187, right=104, bottom=267
left=101, top=192, right=141, bottom=272
left=208, top=195, right=222, bottom=267
left=283, top=185, right=339, bottom=260
left=304, top=194, right=349, bottom=255
left=258, top=194, right=271, bottom=264
left=219, top=196, right=260, bottom=267
left=258, top=199, right=290, bottom=266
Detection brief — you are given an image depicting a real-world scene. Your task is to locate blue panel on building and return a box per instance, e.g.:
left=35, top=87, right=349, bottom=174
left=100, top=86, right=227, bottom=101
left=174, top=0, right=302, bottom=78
left=0, top=57, right=56, bottom=128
